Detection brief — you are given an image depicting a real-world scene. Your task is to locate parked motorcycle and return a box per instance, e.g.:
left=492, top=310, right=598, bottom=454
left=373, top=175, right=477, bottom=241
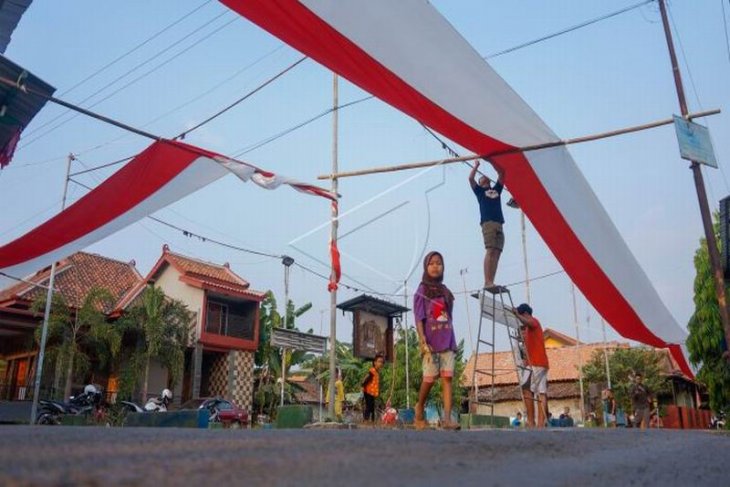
left=36, top=384, right=103, bottom=425
left=119, top=388, right=173, bottom=414
left=710, top=411, right=726, bottom=430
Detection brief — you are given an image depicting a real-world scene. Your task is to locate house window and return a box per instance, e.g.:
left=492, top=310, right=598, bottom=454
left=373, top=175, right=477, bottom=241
left=206, top=301, right=228, bottom=335
left=205, top=296, right=256, bottom=341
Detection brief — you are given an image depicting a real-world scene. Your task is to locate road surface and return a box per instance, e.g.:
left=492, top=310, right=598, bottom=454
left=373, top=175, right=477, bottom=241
left=0, top=426, right=726, bottom=486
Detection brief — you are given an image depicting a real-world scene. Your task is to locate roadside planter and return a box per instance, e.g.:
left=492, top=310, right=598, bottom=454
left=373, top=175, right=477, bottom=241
left=122, top=409, right=209, bottom=428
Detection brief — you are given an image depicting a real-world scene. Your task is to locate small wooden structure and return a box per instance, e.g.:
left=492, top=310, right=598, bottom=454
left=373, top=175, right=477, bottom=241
left=337, top=294, right=409, bottom=362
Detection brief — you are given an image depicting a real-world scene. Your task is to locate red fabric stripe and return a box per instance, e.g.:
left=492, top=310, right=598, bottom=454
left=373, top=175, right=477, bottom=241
left=0, top=141, right=201, bottom=269
left=221, top=0, right=694, bottom=376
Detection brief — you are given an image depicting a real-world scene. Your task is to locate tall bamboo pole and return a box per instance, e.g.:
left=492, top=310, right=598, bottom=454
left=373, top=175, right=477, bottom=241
left=327, top=73, right=339, bottom=418
left=572, top=284, right=585, bottom=424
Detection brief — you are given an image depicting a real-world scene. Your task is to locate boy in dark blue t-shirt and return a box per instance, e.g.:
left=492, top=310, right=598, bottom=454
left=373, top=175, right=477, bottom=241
left=469, top=160, right=505, bottom=289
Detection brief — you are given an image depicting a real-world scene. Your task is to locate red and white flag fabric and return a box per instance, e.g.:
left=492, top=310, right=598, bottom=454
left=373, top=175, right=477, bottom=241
left=0, top=139, right=335, bottom=282
left=219, top=0, right=693, bottom=375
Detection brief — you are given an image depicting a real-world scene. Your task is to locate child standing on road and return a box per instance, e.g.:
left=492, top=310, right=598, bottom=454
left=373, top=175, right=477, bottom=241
left=362, top=353, right=384, bottom=423
left=414, top=251, right=459, bottom=430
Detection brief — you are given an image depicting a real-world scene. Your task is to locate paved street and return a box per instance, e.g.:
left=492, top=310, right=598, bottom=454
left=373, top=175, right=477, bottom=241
left=0, top=426, right=726, bottom=486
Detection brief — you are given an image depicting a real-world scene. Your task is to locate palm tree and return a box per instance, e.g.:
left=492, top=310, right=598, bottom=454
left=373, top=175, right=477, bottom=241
left=33, top=287, right=120, bottom=400
left=119, top=285, right=192, bottom=401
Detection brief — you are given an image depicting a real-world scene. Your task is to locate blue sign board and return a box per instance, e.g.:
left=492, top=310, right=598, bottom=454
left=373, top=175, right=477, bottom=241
left=673, top=115, right=717, bottom=168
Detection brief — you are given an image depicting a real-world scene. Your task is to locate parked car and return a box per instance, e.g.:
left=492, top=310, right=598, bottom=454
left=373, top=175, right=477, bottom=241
left=180, top=398, right=248, bottom=428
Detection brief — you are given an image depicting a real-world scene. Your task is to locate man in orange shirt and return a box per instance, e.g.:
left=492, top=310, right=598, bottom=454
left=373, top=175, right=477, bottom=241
left=514, top=303, right=549, bottom=428
left=362, top=353, right=384, bottom=423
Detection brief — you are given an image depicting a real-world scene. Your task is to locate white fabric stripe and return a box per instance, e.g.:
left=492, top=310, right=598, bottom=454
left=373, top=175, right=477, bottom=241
left=301, top=1, right=687, bottom=346
left=301, top=0, right=557, bottom=147
left=526, top=146, right=687, bottom=343
left=218, top=158, right=256, bottom=182
left=2, top=156, right=228, bottom=280
left=251, top=172, right=290, bottom=190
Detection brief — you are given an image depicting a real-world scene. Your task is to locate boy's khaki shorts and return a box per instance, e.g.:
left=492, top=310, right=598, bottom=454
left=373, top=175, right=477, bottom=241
left=422, top=350, right=455, bottom=383
left=481, top=221, right=504, bottom=251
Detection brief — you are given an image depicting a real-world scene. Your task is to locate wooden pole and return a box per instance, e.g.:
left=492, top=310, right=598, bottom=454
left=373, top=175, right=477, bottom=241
left=658, top=0, right=730, bottom=354
left=317, top=109, right=720, bottom=180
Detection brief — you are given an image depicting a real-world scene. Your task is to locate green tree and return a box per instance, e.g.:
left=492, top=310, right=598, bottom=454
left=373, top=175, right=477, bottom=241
left=253, top=291, right=313, bottom=417
left=33, top=287, right=120, bottom=400
left=117, top=285, right=192, bottom=401
left=582, top=347, right=670, bottom=414
left=686, top=216, right=730, bottom=412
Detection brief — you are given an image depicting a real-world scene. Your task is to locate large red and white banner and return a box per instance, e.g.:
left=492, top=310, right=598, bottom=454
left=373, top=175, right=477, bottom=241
left=0, top=139, right=335, bottom=284
left=219, top=0, right=692, bottom=375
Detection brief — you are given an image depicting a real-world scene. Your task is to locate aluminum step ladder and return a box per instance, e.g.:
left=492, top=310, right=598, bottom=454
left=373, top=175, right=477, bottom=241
left=470, top=286, right=530, bottom=426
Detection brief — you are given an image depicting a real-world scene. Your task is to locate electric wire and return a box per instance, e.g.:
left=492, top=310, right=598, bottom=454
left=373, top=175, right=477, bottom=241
left=484, top=0, right=656, bottom=59
left=13, top=45, right=287, bottom=172
left=175, top=56, right=308, bottom=140
left=723, top=0, right=730, bottom=63
left=59, top=0, right=214, bottom=98
left=14, top=2, right=654, bottom=174
left=19, top=10, right=236, bottom=149
left=231, top=95, right=374, bottom=157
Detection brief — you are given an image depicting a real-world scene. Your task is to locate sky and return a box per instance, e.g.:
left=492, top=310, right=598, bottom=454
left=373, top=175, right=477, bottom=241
left=1, top=0, right=729, bottom=356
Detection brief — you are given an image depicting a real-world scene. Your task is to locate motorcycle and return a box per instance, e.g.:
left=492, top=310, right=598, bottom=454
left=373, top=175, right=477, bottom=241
left=119, top=388, right=172, bottom=414
left=710, top=411, right=726, bottom=430
left=36, top=384, right=103, bottom=425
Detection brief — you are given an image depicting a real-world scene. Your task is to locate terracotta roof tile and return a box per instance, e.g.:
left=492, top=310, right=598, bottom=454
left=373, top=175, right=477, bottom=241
left=0, top=252, right=142, bottom=313
left=475, top=381, right=581, bottom=402
left=463, top=341, right=631, bottom=388
left=543, top=328, right=579, bottom=346
left=165, top=250, right=248, bottom=288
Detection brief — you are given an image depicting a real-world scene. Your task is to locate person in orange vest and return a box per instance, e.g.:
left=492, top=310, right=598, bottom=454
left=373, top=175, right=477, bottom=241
left=362, top=353, right=385, bottom=423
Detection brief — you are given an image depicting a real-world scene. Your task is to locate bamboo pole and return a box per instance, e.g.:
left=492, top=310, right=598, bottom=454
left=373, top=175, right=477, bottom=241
left=317, top=109, right=720, bottom=180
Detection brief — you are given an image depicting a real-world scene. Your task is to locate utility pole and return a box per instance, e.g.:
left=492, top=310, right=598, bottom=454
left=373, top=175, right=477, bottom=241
left=327, top=73, right=339, bottom=418
left=403, top=279, right=410, bottom=409
left=30, top=153, right=74, bottom=424
left=521, top=211, right=531, bottom=305
left=571, top=283, right=585, bottom=424
left=658, top=0, right=730, bottom=348
left=601, top=318, right=612, bottom=389
left=280, top=256, right=294, bottom=407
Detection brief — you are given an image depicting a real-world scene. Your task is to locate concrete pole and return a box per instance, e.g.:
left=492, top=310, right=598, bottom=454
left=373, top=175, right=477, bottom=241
left=327, top=73, right=339, bottom=418
left=281, top=257, right=293, bottom=407
left=30, top=153, right=73, bottom=424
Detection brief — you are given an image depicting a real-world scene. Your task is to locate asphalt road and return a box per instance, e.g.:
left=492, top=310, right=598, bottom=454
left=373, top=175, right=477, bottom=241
left=0, top=426, right=727, bottom=486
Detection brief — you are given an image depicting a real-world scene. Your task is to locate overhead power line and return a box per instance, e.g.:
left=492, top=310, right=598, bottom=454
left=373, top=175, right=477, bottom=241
left=20, top=9, right=235, bottom=148
left=59, top=0, right=214, bottom=98
left=484, top=0, right=655, bottom=59
left=232, top=95, right=373, bottom=157
left=176, top=56, right=308, bottom=140
left=14, top=1, right=653, bottom=174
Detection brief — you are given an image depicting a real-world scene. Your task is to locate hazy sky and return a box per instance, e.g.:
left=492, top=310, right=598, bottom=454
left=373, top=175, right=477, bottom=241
left=1, top=0, right=729, bottom=355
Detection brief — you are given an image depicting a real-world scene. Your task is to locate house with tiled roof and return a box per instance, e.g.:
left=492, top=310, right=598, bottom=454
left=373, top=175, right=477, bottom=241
left=0, top=252, right=142, bottom=400
left=463, top=330, right=699, bottom=423
left=118, top=245, right=264, bottom=411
